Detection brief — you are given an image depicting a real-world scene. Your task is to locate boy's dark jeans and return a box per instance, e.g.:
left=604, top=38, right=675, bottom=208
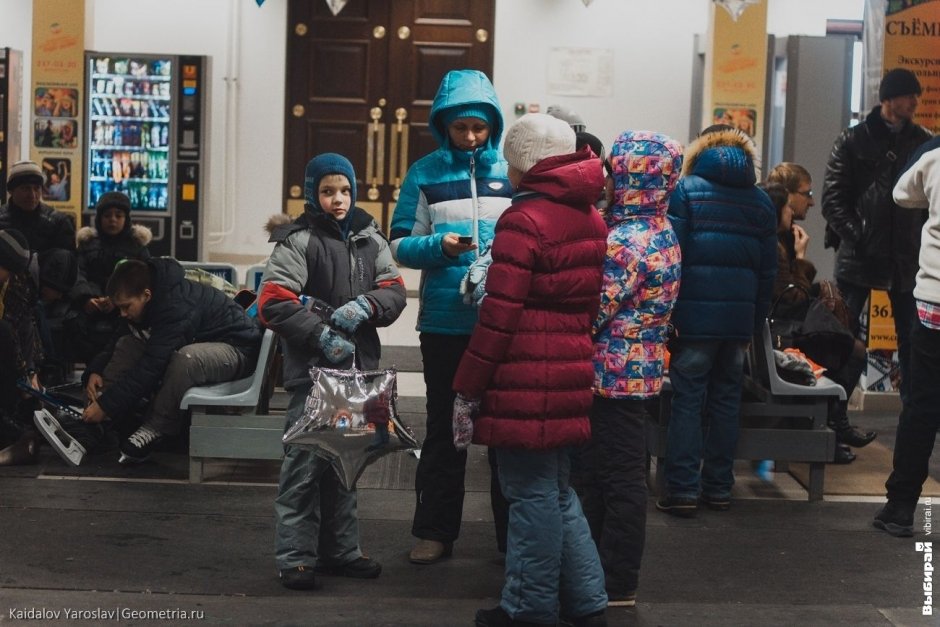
left=885, top=320, right=940, bottom=509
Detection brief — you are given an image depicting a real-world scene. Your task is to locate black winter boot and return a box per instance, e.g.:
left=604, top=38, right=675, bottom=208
left=828, top=401, right=876, bottom=448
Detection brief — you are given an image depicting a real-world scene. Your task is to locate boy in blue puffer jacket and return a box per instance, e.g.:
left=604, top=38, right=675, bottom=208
left=389, top=69, right=512, bottom=564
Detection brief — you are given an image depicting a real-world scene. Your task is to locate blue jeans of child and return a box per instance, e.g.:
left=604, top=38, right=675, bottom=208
left=496, top=447, right=607, bottom=624
left=274, top=385, right=362, bottom=571
left=664, top=339, right=747, bottom=500
left=885, top=320, right=940, bottom=509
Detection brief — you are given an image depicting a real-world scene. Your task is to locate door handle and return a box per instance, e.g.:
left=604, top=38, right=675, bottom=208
left=388, top=107, right=408, bottom=201
left=365, top=106, right=385, bottom=201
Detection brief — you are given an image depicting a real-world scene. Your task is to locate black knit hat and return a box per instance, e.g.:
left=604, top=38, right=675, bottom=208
left=879, top=68, right=922, bottom=101
left=576, top=131, right=605, bottom=161
left=38, top=248, right=78, bottom=293
left=0, top=229, right=30, bottom=273
left=94, top=191, right=132, bottom=236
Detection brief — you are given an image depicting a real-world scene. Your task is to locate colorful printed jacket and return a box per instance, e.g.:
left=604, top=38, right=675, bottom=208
left=389, top=69, right=512, bottom=334
left=593, top=131, right=683, bottom=399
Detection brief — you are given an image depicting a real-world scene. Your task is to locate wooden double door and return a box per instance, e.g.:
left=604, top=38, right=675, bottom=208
left=284, top=0, right=497, bottom=229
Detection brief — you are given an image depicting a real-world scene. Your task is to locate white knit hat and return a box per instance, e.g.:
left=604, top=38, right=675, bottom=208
left=503, top=113, right=576, bottom=175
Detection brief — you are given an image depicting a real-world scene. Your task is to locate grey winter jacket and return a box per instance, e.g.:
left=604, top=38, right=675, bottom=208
left=257, top=207, right=406, bottom=390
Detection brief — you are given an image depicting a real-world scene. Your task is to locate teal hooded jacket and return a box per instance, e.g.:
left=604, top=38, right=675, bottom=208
left=389, top=69, right=512, bottom=334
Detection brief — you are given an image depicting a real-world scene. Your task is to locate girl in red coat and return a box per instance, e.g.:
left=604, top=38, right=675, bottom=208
left=452, top=113, right=609, bottom=627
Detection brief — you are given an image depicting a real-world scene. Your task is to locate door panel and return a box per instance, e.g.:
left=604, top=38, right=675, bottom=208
left=285, top=0, right=495, bottom=230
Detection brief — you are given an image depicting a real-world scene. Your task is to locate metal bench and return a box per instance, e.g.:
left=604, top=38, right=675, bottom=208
left=181, top=329, right=282, bottom=482
left=646, top=319, right=844, bottom=501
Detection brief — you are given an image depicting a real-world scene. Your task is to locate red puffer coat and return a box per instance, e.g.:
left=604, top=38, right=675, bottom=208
left=452, top=147, right=607, bottom=449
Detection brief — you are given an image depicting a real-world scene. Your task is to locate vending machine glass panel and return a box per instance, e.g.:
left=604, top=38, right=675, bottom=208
left=86, top=54, right=173, bottom=214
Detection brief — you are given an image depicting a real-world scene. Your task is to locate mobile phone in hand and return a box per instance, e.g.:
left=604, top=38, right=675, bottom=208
left=457, top=236, right=473, bottom=244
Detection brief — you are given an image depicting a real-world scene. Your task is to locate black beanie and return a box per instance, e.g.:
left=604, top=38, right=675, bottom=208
left=0, top=229, right=30, bottom=273
left=879, top=68, right=921, bottom=101
left=38, top=248, right=78, bottom=293
left=94, top=191, right=132, bottom=235
left=576, top=131, right=606, bottom=161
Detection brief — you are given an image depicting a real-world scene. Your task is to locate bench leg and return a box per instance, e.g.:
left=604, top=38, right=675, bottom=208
left=189, top=457, right=204, bottom=483
left=807, top=462, right=825, bottom=502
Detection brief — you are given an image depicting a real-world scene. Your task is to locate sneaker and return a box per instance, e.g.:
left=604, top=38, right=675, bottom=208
left=314, top=556, right=382, bottom=579
left=408, top=539, right=453, bottom=564
left=118, top=425, right=162, bottom=464
left=279, top=565, right=319, bottom=590
left=607, top=591, right=636, bottom=607
left=656, top=495, right=698, bottom=518
left=699, top=494, right=731, bottom=512
left=873, top=502, right=915, bottom=538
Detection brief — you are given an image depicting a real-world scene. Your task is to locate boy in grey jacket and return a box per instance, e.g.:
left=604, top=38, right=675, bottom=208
left=258, top=153, right=406, bottom=590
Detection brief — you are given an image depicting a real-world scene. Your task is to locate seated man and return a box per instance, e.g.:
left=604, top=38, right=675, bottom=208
left=81, top=258, right=262, bottom=463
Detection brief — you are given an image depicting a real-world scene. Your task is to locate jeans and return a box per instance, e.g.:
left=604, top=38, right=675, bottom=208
left=496, top=447, right=607, bottom=624
left=103, top=335, right=248, bottom=435
left=571, top=395, right=648, bottom=596
left=838, top=280, right=916, bottom=406
left=664, top=339, right=747, bottom=500
left=884, top=320, right=940, bottom=508
left=275, top=385, right=362, bottom=570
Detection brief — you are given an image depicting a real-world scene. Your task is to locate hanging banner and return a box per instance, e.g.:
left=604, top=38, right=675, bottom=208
left=868, top=289, right=898, bottom=351
left=881, top=0, right=940, bottom=134
left=30, top=0, right=84, bottom=227
left=703, top=0, right=767, bottom=175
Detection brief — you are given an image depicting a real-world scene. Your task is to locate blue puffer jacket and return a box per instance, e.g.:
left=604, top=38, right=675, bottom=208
left=666, top=128, right=777, bottom=341
left=389, top=69, right=512, bottom=334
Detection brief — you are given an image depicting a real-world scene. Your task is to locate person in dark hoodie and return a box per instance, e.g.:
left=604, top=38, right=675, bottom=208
left=657, top=125, right=777, bottom=518
left=257, top=153, right=406, bottom=591
left=65, top=191, right=151, bottom=363
left=81, top=257, right=261, bottom=463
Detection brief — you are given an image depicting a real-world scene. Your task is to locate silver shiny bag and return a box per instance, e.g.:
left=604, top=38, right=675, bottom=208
left=283, top=366, right=419, bottom=490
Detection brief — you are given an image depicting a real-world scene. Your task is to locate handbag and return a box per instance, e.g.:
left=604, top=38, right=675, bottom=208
left=769, top=284, right=855, bottom=372
left=816, top=279, right=853, bottom=331
left=282, top=364, right=419, bottom=490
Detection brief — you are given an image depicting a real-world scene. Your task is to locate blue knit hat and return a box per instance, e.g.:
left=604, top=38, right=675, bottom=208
left=441, top=103, right=495, bottom=129
left=303, top=153, right=357, bottom=209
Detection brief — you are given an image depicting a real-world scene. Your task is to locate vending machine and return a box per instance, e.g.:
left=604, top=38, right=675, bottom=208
left=0, top=48, right=24, bottom=199
left=84, top=52, right=209, bottom=260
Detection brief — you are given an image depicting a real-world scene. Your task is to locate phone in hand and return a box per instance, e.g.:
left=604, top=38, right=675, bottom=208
left=457, top=236, right=473, bottom=244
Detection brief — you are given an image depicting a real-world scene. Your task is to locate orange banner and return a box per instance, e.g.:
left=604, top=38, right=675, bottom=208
left=30, top=0, right=85, bottom=226
left=705, top=0, right=768, bottom=175
left=882, top=0, right=940, bottom=134
left=868, top=289, right=898, bottom=351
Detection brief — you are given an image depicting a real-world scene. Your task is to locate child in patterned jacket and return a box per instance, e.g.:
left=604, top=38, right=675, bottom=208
left=572, top=130, right=684, bottom=608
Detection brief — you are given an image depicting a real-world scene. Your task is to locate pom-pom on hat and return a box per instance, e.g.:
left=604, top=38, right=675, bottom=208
left=7, top=160, right=44, bottom=191
left=0, top=229, right=31, bottom=273
left=879, top=68, right=922, bottom=101
left=38, top=248, right=78, bottom=293
left=503, top=113, right=576, bottom=175
left=303, top=153, right=357, bottom=209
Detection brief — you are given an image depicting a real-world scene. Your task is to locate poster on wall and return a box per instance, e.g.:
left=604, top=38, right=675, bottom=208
left=30, top=0, right=84, bottom=226
left=881, top=0, right=940, bottom=134
left=547, top=48, right=614, bottom=97
left=703, top=0, right=767, bottom=175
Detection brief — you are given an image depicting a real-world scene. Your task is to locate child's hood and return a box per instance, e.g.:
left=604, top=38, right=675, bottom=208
left=606, top=131, right=684, bottom=224
left=76, top=224, right=152, bottom=247
left=428, top=70, right=504, bottom=161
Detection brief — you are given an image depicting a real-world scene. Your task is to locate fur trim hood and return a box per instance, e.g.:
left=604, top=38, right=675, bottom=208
left=265, top=213, right=293, bottom=236
left=76, top=223, right=152, bottom=247
left=681, top=128, right=758, bottom=187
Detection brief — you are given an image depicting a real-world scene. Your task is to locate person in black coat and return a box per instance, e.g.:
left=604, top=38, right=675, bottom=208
left=81, top=257, right=262, bottom=463
left=65, top=192, right=151, bottom=363
left=0, top=161, right=75, bottom=253
left=821, top=69, right=931, bottom=405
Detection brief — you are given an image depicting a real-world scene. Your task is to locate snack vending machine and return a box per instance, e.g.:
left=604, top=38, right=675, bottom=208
left=84, top=52, right=209, bottom=259
left=0, top=48, right=24, bottom=199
